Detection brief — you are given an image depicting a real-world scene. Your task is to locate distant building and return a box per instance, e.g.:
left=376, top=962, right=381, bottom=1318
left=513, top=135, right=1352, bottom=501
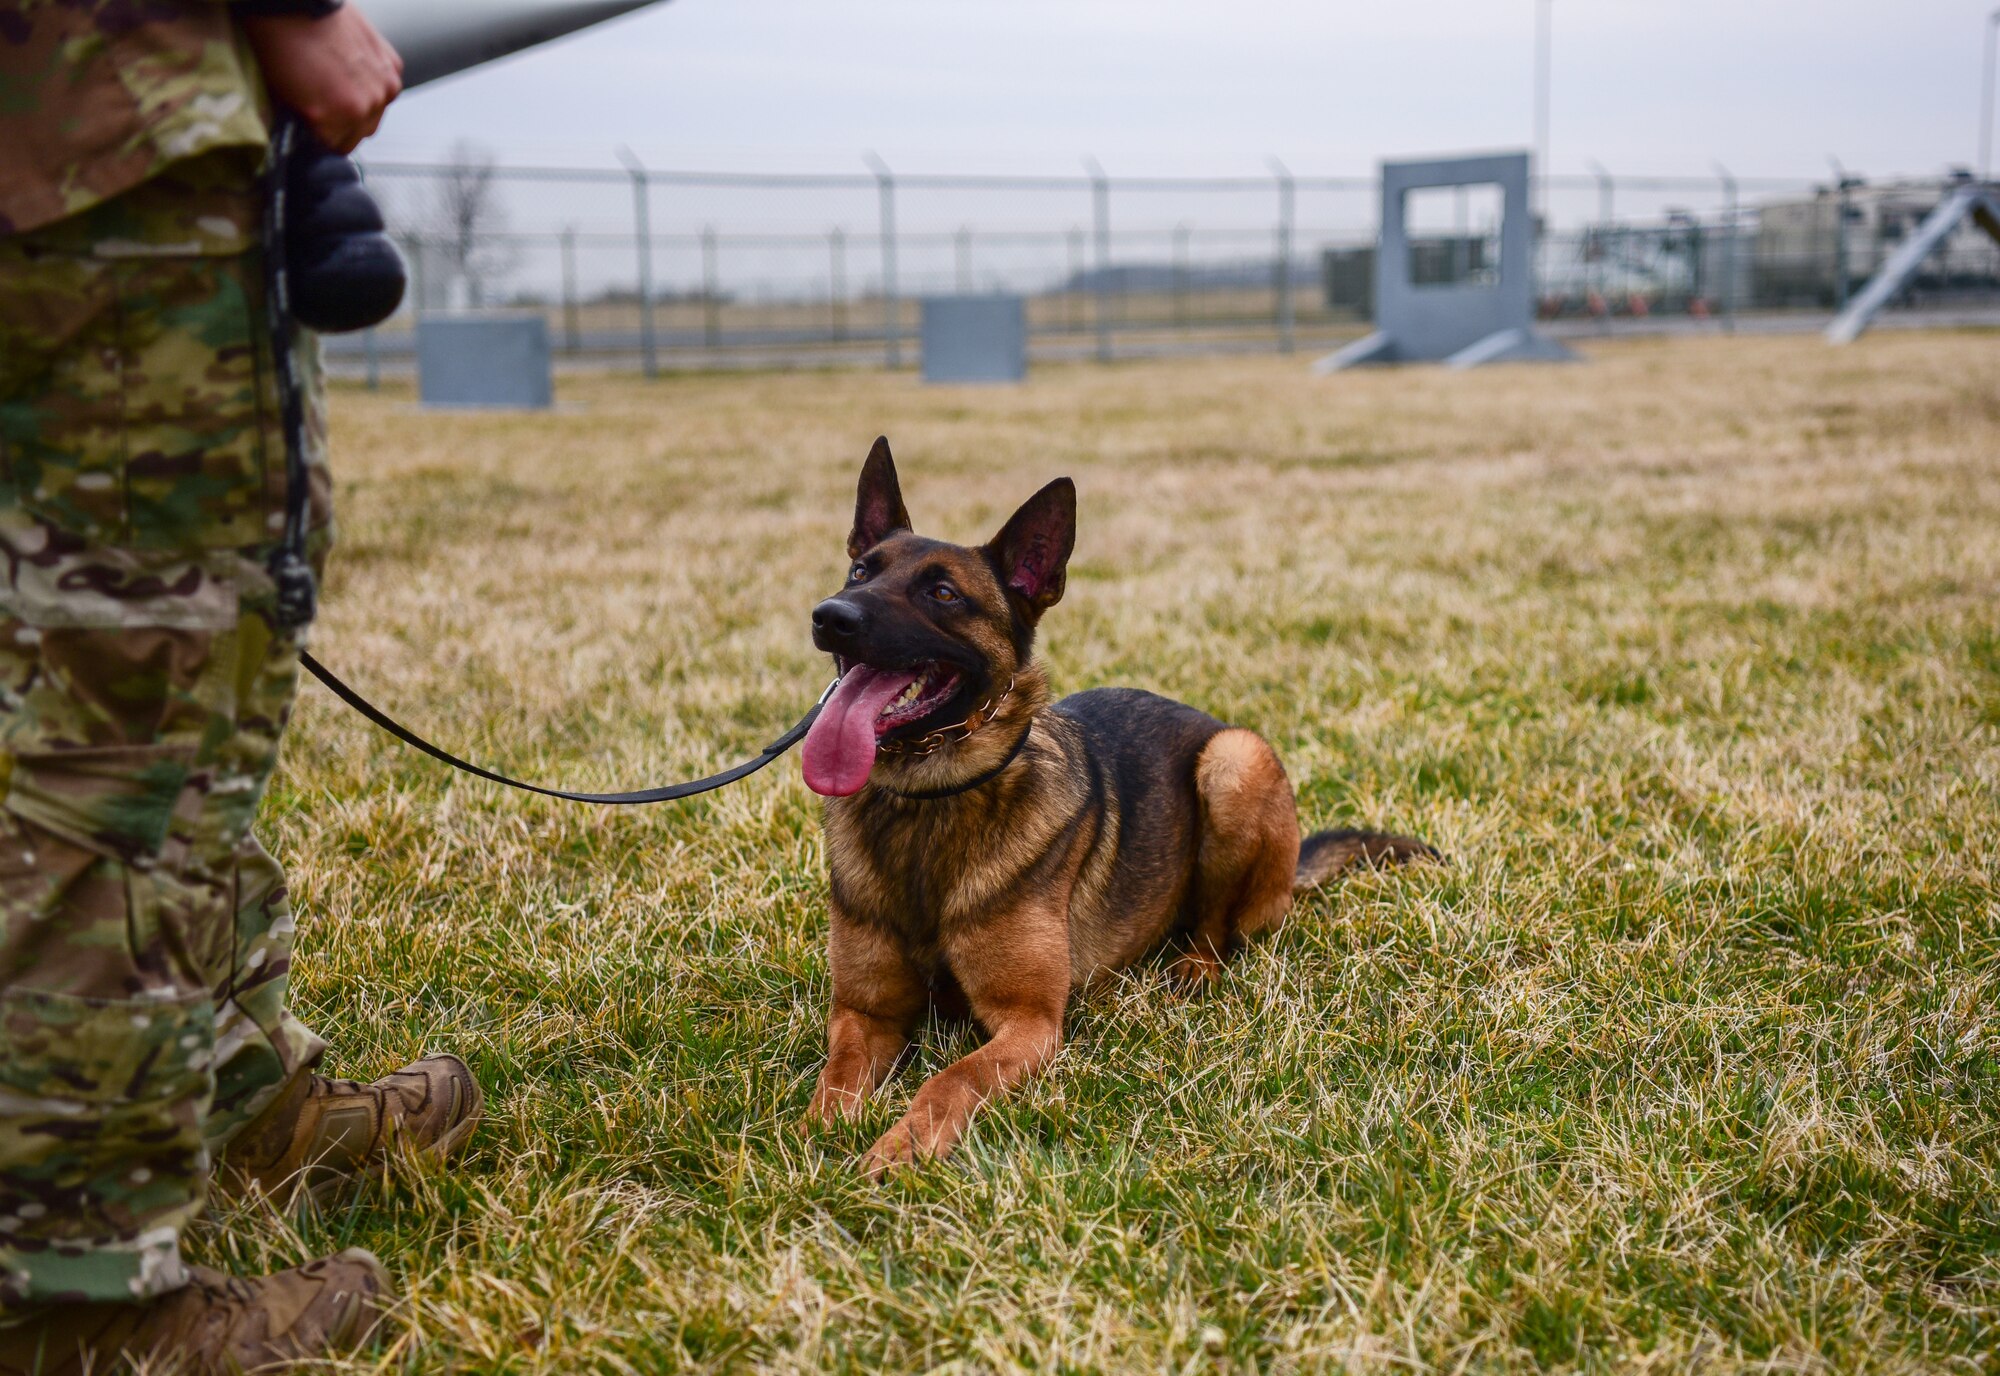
left=1324, top=177, right=2000, bottom=319
left=1755, top=174, right=2000, bottom=307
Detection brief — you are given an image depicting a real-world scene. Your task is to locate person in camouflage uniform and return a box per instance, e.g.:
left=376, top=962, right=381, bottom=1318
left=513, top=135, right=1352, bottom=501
left=0, top=3, right=481, bottom=1368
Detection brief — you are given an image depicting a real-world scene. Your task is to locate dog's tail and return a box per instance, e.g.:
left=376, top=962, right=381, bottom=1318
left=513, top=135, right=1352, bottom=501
left=1294, top=828, right=1440, bottom=891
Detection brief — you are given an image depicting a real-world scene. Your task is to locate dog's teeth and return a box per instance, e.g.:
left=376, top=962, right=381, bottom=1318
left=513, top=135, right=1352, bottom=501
left=875, top=670, right=944, bottom=722
left=880, top=677, right=924, bottom=719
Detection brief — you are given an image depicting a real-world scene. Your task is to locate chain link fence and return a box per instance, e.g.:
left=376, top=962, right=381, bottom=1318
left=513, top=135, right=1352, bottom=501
left=331, top=158, right=2000, bottom=378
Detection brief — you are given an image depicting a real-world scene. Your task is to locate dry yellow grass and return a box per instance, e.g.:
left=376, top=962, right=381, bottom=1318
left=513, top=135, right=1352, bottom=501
left=197, top=331, right=1998, bottom=1372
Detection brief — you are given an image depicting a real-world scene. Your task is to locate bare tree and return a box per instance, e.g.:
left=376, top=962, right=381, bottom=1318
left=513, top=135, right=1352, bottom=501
left=419, top=139, right=519, bottom=307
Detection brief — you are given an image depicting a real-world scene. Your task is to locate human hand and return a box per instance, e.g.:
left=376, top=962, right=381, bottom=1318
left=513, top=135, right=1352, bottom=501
left=241, top=5, right=403, bottom=154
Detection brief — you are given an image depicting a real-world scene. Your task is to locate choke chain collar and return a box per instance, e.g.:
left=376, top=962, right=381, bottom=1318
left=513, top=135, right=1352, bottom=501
left=877, top=674, right=1018, bottom=758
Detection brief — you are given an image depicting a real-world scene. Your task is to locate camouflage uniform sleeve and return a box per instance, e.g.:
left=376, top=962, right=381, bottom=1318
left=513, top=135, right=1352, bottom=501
left=0, top=1, right=272, bottom=235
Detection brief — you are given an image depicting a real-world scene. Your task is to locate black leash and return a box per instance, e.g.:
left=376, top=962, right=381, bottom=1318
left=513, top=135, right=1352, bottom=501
left=300, top=654, right=834, bottom=804
left=263, top=114, right=319, bottom=630
left=263, top=114, right=833, bottom=805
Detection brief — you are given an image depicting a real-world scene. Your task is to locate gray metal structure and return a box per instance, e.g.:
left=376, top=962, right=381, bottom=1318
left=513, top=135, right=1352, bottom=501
left=417, top=316, right=554, bottom=407
left=1314, top=151, right=1576, bottom=371
left=920, top=295, right=1027, bottom=384
left=366, top=0, right=669, bottom=89
left=1825, top=182, right=2000, bottom=344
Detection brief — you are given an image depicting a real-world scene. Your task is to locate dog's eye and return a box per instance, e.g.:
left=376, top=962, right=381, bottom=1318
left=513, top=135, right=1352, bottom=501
left=930, top=583, right=959, bottom=604
left=848, top=562, right=867, bottom=583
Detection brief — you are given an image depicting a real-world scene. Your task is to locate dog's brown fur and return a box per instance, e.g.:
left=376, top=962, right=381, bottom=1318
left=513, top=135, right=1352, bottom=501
left=804, top=439, right=1434, bottom=1176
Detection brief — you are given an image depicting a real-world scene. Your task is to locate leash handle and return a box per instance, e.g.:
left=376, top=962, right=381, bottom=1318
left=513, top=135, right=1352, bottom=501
left=264, top=112, right=319, bottom=632
left=300, top=651, right=835, bottom=805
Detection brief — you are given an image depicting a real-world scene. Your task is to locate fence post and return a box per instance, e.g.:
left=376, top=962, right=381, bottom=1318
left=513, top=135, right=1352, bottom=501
left=1066, top=227, right=1085, bottom=331
left=355, top=156, right=382, bottom=388
left=865, top=153, right=899, bottom=369
left=829, top=227, right=847, bottom=341
left=1586, top=159, right=1614, bottom=228
left=1712, top=162, right=1737, bottom=331
left=1830, top=159, right=1860, bottom=312
left=1833, top=183, right=1847, bottom=310
left=406, top=235, right=426, bottom=321
left=560, top=225, right=581, bottom=353
left=701, top=225, right=720, bottom=352
left=1588, top=160, right=1613, bottom=320
left=1173, top=222, right=1190, bottom=328
left=1684, top=213, right=1706, bottom=309
left=1270, top=158, right=1295, bottom=353
left=1452, top=184, right=1468, bottom=281
left=1084, top=156, right=1111, bottom=363
left=956, top=226, right=973, bottom=293
left=615, top=147, right=657, bottom=378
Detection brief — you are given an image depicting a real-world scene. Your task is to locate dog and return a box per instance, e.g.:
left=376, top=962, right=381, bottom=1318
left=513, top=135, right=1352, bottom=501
left=799, top=438, right=1434, bottom=1177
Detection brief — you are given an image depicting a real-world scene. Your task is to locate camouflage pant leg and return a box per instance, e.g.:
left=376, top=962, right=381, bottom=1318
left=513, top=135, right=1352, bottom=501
left=0, top=151, right=333, bottom=1306
left=207, top=681, right=324, bottom=1153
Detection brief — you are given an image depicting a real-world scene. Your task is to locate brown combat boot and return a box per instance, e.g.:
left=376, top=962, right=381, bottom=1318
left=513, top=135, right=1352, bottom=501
left=219, top=1054, right=483, bottom=1206
left=0, top=1249, right=393, bottom=1375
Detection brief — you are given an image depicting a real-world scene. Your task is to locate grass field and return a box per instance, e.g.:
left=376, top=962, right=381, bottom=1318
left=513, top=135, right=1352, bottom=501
left=203, top=332, right=1999, bottom=1372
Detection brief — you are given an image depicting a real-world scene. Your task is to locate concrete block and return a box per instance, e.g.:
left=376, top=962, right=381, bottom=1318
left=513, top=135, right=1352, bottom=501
left=920, top=295, right=1027, bottom=384
left=417, top=314, right=553, bottom=408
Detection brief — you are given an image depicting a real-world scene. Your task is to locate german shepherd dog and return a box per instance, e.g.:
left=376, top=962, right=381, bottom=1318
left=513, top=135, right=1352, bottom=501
left=799, top=438, right=1434, bottom=1177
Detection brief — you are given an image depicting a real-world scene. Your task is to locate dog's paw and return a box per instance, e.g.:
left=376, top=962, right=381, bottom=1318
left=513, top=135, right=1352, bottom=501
left=802, top=1086, right=868, bottom=1131
left=1166, top=950, right=1226, bottom=992
left=859, top=1121, right=934, bottom=1180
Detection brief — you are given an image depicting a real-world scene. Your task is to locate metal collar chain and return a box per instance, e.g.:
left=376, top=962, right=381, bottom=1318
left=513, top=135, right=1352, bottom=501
left=878, top=675, right=1018, bottom=758
left=881, top=721, right=1033, bottom=802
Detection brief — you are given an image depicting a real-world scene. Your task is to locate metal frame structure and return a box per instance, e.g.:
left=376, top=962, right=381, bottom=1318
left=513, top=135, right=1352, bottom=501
left=1825, top=182, right=2000, bottom=344
left=1315, top=151, right=1575, bottom=372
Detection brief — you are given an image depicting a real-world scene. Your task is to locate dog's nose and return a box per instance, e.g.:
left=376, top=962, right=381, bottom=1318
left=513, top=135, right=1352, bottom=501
left=811, top=598, right=866, bottom=638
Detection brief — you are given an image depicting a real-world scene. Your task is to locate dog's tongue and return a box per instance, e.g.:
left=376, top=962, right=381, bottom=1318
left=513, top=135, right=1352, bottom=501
left=802, top=665, right=921, bottom=796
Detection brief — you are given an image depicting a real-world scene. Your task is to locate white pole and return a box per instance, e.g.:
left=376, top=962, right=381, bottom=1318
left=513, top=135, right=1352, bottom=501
left=1982, top=8, right=2000, bottom=181
left=1533, top=0, right=1553, bottom=225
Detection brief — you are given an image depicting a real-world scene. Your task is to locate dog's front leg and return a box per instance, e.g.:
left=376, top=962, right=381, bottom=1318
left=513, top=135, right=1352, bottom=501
left=806, top=908, right=923, bottom=1127
left=861, top=904, right=1069, bottom=1178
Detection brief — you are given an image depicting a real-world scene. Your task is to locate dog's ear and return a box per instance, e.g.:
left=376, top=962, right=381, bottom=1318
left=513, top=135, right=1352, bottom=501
left=986, top=477, right=1076, bottom=617
left=848, top=436, right=912, bottom=559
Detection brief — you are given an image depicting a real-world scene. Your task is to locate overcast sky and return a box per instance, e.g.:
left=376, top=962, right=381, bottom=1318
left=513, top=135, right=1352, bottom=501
left=367, top=0, right=1995, bottom=182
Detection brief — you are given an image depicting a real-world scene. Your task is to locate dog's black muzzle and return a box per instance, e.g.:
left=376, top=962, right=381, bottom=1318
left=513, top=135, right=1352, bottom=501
left=810, top=595, right=869, bottom=656
left=809, top=595, right=984, bottom=693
